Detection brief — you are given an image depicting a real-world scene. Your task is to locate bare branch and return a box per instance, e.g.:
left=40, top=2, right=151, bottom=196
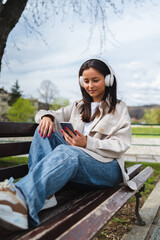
left=0, top=0, right=154, bottom=71
left=38, top=80, right=59, bottom=110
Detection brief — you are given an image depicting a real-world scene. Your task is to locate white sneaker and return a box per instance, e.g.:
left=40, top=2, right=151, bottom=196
left=40, top=194, right=57, bottom=211
left=0, top=177, right=28, bottom=231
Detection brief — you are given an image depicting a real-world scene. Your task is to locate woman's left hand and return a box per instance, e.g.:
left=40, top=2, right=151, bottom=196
left=62, top=128, right=87, bottom=148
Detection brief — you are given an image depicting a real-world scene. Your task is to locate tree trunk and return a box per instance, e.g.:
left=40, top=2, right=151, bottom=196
left=0, top=0, right=28, bottom=71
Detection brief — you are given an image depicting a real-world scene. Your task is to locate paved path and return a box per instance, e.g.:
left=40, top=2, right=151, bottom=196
left=125, top=137, right=160, bottom=163
left=123, top=138, right=160, bottom=240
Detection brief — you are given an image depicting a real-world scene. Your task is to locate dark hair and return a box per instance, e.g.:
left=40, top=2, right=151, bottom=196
left=78, top=59, right=119, bottom=122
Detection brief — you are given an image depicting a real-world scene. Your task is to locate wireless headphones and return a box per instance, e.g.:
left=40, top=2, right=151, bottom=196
left=79, top=66, right=114, bottom=87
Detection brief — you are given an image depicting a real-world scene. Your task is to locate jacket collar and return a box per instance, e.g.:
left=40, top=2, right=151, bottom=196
left=76, top=98, right=110, bottom=132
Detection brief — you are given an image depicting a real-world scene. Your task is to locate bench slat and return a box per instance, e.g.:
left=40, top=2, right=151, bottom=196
left=127, top=164, right=142, bottom=179
left=0, top=164, right=28, bottom=180
left=0, top=164, right=147, bottom=240
left=0, top=122, right=37, bottom=137
left=0, top=121, right=154, bottom=240
left=0, top=142, right=31, bottom=158
left=56, top=166, right=154, bottom=240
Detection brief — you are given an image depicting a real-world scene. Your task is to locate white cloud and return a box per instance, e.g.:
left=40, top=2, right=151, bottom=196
left=1, top=0, right=160, bottom=106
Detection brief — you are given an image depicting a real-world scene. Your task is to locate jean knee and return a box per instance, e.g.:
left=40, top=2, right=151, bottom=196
left=55, top=145, right=79, bottom=164
left=55, top=144, right=71, bottom=152
left=55, top=145, right=72, bottom=157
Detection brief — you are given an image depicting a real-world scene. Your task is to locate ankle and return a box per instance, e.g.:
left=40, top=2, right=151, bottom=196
left=16, top=187, right=26, bottom=201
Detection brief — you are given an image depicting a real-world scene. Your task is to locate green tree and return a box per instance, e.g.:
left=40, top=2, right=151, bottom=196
left=142, top=108, right=160, bottom=124
left=7, top=98, right=36, bottom=122
left=8, top=80, right=22, bottom=106
left=50, top=97, right=69, bottom=111
left=155, top=108, right=160, bottom=123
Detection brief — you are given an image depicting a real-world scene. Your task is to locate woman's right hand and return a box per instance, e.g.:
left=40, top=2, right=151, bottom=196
left=39, top=116, right=55, bottom=138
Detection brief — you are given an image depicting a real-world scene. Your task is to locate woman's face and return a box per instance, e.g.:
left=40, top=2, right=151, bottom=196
left=82, top=67, right=105, bottom=102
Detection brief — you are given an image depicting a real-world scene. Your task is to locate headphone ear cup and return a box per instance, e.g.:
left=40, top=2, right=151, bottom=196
left=110, top=71, right=114, bottom=86
left=105, top=73, right=114, bottom=87
left=105, top=75, right=110, bottom=87
left=79, top=76, right=84, bottom=87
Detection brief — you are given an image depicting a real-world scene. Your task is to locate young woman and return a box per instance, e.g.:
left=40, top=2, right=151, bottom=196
left=0, top=59, right=136, bottom=231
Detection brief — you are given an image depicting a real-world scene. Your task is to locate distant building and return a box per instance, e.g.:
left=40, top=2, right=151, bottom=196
left=38, top=101, right=49, bottom=110
left=28, top=98, right=49, bottom=112
left=28, top=98, right=39, bottom=112
left=0, top=88, right=49, bottom=121
left=0, top=88, right=10, bottom=121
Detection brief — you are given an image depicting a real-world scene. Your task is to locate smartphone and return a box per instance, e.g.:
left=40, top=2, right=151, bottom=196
left=60, top=122, right=76, bottom=136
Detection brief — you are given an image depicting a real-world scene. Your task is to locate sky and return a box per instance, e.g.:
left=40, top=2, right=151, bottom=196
left=0, top=0, right=160, bottom=106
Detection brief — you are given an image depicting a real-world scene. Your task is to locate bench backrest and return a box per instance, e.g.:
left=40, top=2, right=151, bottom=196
left=0, top=122, right=37, bottom=180
left=0, top=122, right=37, bottom=157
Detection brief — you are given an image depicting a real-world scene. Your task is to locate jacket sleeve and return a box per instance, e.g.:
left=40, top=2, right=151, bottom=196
left=86, top=105, right=132, bottom=159
left=35, top=103, right=75, bottom=124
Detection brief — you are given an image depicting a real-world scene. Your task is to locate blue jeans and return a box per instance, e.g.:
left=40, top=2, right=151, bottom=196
left=16, top=128, right=122, bottom=227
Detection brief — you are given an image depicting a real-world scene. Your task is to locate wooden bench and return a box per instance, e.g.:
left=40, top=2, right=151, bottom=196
left=0, top=122, right=154, bottom=240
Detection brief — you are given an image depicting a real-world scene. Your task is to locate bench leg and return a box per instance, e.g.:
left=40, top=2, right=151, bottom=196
left=135, top=185, right=146, bottom=226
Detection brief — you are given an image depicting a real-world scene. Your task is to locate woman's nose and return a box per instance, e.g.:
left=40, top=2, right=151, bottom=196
left=89, top=81, right=94, bottom=88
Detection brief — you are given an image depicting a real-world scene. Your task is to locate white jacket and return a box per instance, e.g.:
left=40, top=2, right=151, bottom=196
left=35, top=100, right=137, bottom=190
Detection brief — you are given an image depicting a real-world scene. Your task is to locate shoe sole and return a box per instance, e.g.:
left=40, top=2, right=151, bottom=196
left=40, top=195, right=57, bottom=211
left=0, top=204, right=28, bottom=231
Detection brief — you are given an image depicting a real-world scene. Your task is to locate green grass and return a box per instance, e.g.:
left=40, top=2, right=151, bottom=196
left=131, top=126, right=160, bottom=138
left=125, top=161, right=160, bottom=198
left=0, top=156, right=28, bottom=168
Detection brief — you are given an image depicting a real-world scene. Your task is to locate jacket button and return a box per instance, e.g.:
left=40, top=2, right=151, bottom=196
left=99, top=128, right=104, bottom=132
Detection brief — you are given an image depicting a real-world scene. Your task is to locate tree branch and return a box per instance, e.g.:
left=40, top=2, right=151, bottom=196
left=0, top=0, right=28, bottom=71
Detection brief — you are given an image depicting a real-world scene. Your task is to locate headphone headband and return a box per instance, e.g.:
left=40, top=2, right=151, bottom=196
left=79, top=66, right=114, bottom=87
